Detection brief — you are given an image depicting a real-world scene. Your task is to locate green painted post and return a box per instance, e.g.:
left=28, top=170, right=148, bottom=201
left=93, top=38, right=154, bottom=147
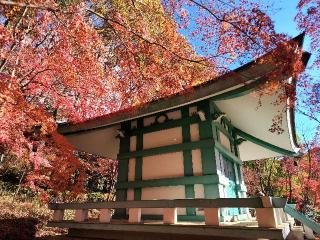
left=197, top=100, right=219, bottom=199
left=115, top=121, right=131, bottom=218
left=181, top=107, right=196, bottom=216
left=134, top=119, right=143, bottom=200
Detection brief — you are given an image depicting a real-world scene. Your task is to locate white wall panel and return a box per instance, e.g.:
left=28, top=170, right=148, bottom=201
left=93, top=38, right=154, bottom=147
left=65, top=124, right=120, bottom=159
left=192, top=149, right=202, bottom=176
left=142, top=152, right=184, bottom=180
left=130, top=136, right=136, bottom=152
left=128, top=158, right=136, bottom=181
left=220, top=132, right=231, bottom=152
left=190, top=124, right=200, bottom=142
left=143, top=127, right=182, bottom=149
left=127, top=189, right=134, bottom=200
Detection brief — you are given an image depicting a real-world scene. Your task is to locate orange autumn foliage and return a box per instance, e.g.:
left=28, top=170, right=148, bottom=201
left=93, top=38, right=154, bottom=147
left=0, top=0, right=311, bottom=198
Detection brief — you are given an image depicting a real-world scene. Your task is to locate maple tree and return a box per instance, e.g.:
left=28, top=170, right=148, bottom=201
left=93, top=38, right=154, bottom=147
left=0, top=0, right=311, bottom=199
left=295, top=0, right=320, bottom=133
left=243, top=146, right=320, bottom=222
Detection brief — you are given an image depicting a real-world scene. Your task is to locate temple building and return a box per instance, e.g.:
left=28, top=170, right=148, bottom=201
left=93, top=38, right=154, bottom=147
left=58, top=34, right=310, bottom=221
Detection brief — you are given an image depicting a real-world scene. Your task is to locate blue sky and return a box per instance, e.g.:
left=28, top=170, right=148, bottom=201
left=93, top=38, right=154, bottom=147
left=179, top=0, right=318, bottom=142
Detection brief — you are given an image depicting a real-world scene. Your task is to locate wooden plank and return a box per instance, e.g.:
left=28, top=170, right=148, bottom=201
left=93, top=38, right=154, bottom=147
left=49, top=197, right=282, bottom=210
left=48, top=221, right=288, bottom=240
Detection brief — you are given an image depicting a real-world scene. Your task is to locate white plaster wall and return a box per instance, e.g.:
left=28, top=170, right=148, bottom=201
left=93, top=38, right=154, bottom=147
left=127, top=189, right=134, bottom=200
left=128, top=158, right=135, bottom=181
left=215, top=90, right=294, bottom=160
left=141, top=186, right=186, bottom=215
left=143, top=127, right=182, bottom=149
left=142, top=152, right=184, bottom=180
left=130, top=136, right=136, bottom=152
left=192, top=149, right=202, bottom=176
left=238, top=140, right=279, bottom=161
left=194, top=184, right=204, bottom=198
left=65, top=124, right=120, bottom=159
left=219, top=132, right=231, bottom=152
left=190, top=124, right=200, bottom=142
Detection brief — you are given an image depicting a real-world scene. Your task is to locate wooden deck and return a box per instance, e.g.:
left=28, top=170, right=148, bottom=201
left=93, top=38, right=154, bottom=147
left=48, top=219, right=291, bottom=240
left=47, top=197, right=300, bottom=240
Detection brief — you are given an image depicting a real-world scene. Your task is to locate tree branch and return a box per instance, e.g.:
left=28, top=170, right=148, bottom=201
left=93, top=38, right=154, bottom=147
left=296, top=108, right=320, bottom=124
left=86, top=8, right=212, bottom=67
left=188, top=0, right=262, bottom=48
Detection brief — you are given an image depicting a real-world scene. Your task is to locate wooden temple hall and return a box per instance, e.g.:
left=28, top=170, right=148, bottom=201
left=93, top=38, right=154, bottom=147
left=48, top=35, right=320, bottom=239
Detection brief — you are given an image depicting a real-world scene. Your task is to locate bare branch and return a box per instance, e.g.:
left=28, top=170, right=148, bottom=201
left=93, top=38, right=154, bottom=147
left=296, top=108, right=320, bottom=124
left=188, top=0, right=262, bottom=48
left=86, top=8, right=212, bottom=67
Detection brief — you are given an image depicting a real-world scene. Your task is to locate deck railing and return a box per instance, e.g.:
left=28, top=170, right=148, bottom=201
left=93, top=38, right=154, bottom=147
left=49, top=197, right=288, bottom=228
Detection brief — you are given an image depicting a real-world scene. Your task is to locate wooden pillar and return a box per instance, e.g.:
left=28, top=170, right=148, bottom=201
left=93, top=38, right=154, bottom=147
left=181, top=107, right=196, bottom=216
left=99, top=209, right=111, bottom=223
left=198, top=100, right=218, bottom=199
left=74, top=209, right=88, bottom=222
left=53, top=210, right=64, bottom=221
left=163, top=208, right=177, bottom=224
left=115, top=121, right=131, bottom=218
left=204, top=208, right=219, bottom=226
left=256, top=196, right=278, bottom=228
left=134, top=119, right=143, bottom=201
left=128, top=208, right=141, bottom=223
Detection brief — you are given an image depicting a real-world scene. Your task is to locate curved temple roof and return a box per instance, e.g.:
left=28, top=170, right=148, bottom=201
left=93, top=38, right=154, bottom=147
left=59, top=34, right=310, bottom=161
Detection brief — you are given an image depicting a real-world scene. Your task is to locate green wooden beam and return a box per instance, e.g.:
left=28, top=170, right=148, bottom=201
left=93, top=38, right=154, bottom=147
left=234, top=128, right=300, bottom=157
left=181, top=107, right=196, bottom=216
left=116, top=174, right=219, bottom=189
left=285, top=204, right=320, bottom=234
left=212, top=122, right=234, bottom=141
left=134, top=119, right=143, bottom=200
left=115, top=121, right=131, bottom=216
left=215, top=141, right=242, bottom=164
left=117, top=139, right=215, bottom=160
left=197, top=100, right=219, bottom=199
left=129, top=114, right=201, bottom=136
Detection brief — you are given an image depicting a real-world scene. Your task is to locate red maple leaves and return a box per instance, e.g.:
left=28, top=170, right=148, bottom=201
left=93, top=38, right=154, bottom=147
left=0, top=0, right=316, bottom=199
